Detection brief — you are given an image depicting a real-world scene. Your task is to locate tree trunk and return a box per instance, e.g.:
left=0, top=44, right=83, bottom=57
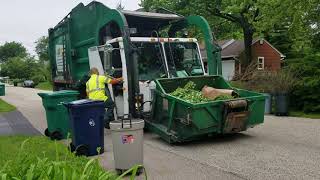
left=242, top=26, right=254, bottom=68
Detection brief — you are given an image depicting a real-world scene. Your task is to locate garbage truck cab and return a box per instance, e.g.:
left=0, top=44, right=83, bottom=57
left=88, top=36, right=206, bottom=117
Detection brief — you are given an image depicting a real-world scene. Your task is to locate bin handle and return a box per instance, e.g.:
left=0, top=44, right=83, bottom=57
left=121, top=114, right=132, bottom=129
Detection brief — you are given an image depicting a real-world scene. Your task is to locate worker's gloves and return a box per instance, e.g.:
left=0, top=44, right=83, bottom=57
left=110, top=77, right=124, bottom=85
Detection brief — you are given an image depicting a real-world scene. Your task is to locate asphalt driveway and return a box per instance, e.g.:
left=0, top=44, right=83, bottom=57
left=2, top=86, right=320, bottom=180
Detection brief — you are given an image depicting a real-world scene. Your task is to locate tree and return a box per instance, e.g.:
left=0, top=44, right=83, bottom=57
left=141, top=0, right=263, bottom=67
left=141, top=0, right=319, bottom=66
left=0, top=56, right=48, bottom=83
left=0, top=42, right=28, bottom=62
left=258, top=0, right=319, bottom=56
left=35, top=36, right=49, bottom=62
left=0, top=57, right=29, bottom=79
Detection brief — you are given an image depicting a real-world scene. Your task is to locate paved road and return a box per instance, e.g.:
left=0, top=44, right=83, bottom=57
left=3, top=86, right=320, bottom=180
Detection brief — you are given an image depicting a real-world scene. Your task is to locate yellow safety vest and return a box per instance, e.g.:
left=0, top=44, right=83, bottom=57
left=86, top=74, right=111, bottom=101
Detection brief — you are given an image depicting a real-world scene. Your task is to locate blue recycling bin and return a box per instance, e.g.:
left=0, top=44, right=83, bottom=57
left=64, top=99, right=105, bottom=156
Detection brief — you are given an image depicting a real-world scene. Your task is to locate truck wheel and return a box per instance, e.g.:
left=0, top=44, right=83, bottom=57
left=50, top=131, right=63, bottom=140
left=75, top=144, right=89, bottom=156
left=44, top=128, right=50, bottom=137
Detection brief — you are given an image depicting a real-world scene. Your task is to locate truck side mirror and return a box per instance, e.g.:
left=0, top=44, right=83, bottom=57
left=103, top=44, right=113, bottom=74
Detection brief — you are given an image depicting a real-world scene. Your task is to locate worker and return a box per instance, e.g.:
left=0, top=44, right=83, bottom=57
left=86, top=67, right=123, bottom=129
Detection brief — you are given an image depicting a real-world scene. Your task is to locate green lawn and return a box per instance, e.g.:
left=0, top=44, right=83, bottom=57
left=290, top=111, right=320, bottom=119
left=35, top=81, right=53, bottom=91
left=0, top=136, right=119, bottom=179
left=0, top=98, right=16, bottom=113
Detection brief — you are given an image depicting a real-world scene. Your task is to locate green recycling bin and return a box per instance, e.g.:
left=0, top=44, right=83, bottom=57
left=38, top=90, right=79, bottom=140
left=0, top=83, right=5, bottom=96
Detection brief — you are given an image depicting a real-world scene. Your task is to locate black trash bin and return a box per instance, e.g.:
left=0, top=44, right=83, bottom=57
left=274, top=93, right=288, bottom=116
left=64, top=99, right=105, bottom=156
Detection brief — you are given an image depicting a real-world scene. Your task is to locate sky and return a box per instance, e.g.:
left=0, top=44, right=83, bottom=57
left=0, top=0, right=140, bottom=56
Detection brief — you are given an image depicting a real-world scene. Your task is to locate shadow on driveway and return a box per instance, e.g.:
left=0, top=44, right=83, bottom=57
left=0, top=110, right=40, bottom=136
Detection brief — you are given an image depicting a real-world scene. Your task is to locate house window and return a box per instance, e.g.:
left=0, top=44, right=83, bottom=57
left=257, top=57, right=264, bottom=70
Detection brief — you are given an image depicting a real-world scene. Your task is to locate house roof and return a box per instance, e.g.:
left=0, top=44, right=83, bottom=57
left=201, top=38, right=286, bottom=60
left=219, top=39, right=245, bottom=58
left=219, top=38, right=286, bottom=58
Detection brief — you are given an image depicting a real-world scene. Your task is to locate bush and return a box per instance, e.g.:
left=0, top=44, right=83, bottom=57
left=287, top=54, right=320, bottom=113
left=269, top=69, right=296, bottom=94
left=31, top=75, right=46, bottom=85
left=12, top=79, right=21, bottom=86
left=230, top=71, right=277, bottom=93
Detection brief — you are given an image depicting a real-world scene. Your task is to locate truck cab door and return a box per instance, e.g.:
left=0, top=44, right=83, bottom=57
left=88, top=42, right=129, bottom=119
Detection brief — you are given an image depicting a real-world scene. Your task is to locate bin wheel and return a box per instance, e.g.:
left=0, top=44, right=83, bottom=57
left=115, top=169, right=123, bottom=175
left=136, top=167, right=144, bottom=176
left=75, top=144, right=89, bottom=156
left=115, top=168, right=143, bottom=176
left=44, top=128, right=50, bottom=137
left=69, top=143, right=76, bottom=152
left=50, top=131, right=63, bottom=140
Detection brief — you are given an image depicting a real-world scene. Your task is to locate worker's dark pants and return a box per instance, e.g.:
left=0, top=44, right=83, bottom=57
left=104, top=97, right=115, bottom=126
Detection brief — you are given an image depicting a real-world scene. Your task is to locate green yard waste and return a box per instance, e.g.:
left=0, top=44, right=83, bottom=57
left=146, top=76, right=265, bottom=143
left=38, top=90, right=79, bottom=140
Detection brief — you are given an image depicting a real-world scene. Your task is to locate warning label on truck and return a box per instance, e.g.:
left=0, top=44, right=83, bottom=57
left=121, top=135, right=134, bottom=144
left=55, top=45, right=64, bottom=73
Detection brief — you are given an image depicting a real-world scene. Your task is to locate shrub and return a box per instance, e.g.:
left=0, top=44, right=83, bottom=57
left=231, top=71, right=277, bottom=93
left=12, top=79, right=21, bottom=86
left=269, top=69, right=296, bottom=94
left=31, top=75, right=46, bottom=85
left=287, top=54, right=320, bottom=113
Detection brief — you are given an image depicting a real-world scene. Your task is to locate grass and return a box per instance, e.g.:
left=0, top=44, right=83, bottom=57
left=290, top=111, right=320, bottom=119
left=0, top=136, right=144, bottom=180
left=0, top=98, right=16, bottom=113
left=35, top=81, right=53, bottom=91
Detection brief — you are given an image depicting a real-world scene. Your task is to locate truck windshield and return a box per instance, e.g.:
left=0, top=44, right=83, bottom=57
left=164, top=42, right=204, bottom=77
left=132, top=42, right=167, bottom=81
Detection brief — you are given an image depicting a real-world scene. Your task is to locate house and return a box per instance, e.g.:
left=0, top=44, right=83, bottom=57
left=201, top=38, right=286, bottom=80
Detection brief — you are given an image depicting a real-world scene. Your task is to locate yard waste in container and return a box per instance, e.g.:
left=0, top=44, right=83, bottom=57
left=110, top=115, right=144, bottom=175
left=38, top=90, right=79, bottom=140
left=64, top=99, right=105, bottom=156
left=145, top=75, right=266, bottom=143
left=0, top=83, right=5, bottom=96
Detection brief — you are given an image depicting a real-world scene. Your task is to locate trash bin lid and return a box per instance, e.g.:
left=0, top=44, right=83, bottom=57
left=38, top=90, right=79, bottom=98
left=110, top=119, right=145, bottom=131
left=64, top=99, right=104, bottom=108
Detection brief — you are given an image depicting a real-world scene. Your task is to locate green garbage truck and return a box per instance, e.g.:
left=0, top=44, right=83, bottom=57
left=48, top=1, right=265, bottom=143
